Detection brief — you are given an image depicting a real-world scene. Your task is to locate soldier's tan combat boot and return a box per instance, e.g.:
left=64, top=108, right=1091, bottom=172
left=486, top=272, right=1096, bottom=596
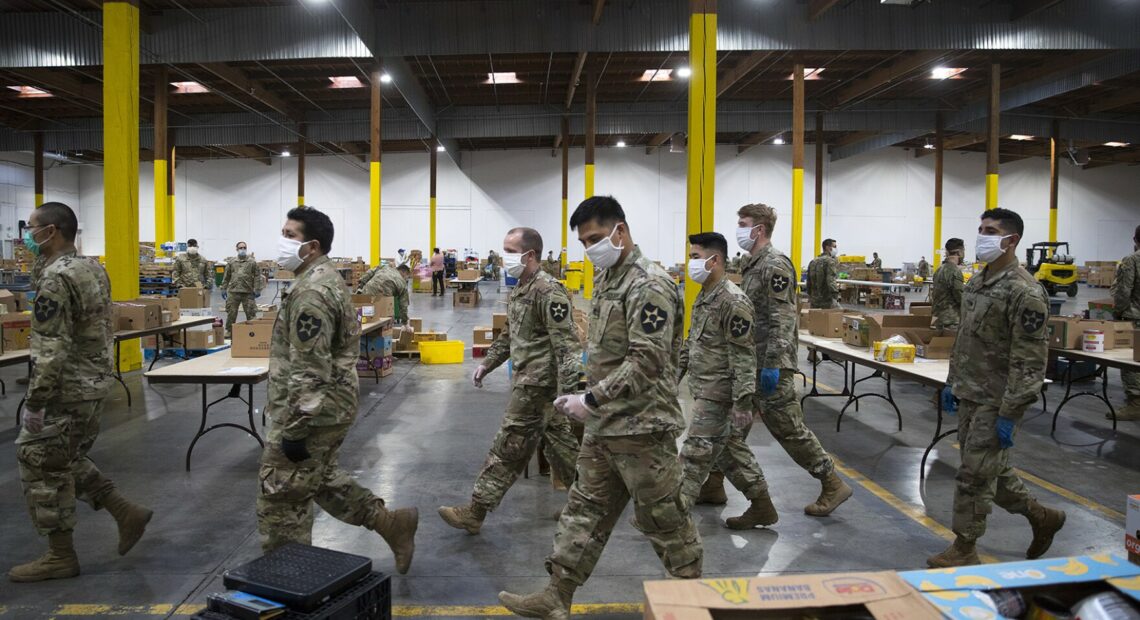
left=804, top=471, right=853, bottom=516
left=498, top=575, right=575, bottom=620
left=696, top=472, right=727, bottom=505
left=372, top=506, right=418, bottom=574
left=438, top=502, right=488, bottom=535
left=102, top=489, right=153, bottom=556
left=9, top=532, right=80, bottom=582
left=1110, top=398, right=1140, bottom=421
left=1025, top=499, right=1066, bottom=559
left=927, top=538, right=980, bottom=568
left=725, top=492, right=779, bottom=529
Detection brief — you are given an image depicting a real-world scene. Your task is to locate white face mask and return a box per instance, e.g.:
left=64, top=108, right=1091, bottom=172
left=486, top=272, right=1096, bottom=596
left=975, top=234, right=1012, bottom=263
left=276, top=236, right=307, bottom=271
left=585, top=225, right=624, bottom=270
left=736, top=225, right=759, bottom=252
left=688, top=256, right=714, bottom=284
left=502, top=251, right=531, bottom=278
left=237, top=249, right=247, bottom=258
left=829, top=248, right=838, bottom=258
left=187, top=247, right=199, bottom=256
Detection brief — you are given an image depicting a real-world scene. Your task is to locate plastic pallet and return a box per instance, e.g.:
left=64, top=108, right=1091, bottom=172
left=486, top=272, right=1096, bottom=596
left=196, top=572, right=391, bottom=620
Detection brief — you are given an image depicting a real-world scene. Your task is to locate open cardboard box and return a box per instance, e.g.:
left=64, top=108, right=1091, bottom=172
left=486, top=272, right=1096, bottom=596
left=808, top=309, right=845, bottom=338
left=899, top=554, right=1140, bottom=620
left=644, top=571, right=940, bottom=619
left=865, top=314, right=933, bottom=344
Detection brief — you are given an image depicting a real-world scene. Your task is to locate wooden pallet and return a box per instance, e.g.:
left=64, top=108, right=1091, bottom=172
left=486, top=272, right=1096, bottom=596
left=393, top=349, right=421, bottom=359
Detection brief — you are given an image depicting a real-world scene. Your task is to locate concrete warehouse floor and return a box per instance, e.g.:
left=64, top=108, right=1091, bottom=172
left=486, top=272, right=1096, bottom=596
left=0, top=281, right=1134, bottom=620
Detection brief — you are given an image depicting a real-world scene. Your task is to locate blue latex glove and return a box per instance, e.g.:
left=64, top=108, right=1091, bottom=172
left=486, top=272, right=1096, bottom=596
left=760, top=368, right=780, bottom=394
left=996, top=416, right=1016, bottom=449
left=221, top=291, right=228, bottom=301
left=941, top=386, right=958, bottom=415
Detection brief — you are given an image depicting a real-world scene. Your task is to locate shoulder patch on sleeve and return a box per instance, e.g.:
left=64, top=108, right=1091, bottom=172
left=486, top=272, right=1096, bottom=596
left=639, top=302, right=668, bottom=334
left=1020, top=307, right=1045, bottom=334
left=770, top=273, right=790, bottom=293
left=34, top=295, right=61, bottom=322
left=296, top=311, right=323, bottom=342
left=550, top=301, right=569, bottom=323
left=729, top=314, right=751, bottom=338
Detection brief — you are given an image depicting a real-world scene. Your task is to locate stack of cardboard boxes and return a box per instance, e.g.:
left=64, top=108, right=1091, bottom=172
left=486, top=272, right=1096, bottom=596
left=178, top=286, right=211, bottom=310
left=1047, top=316, right=1134, bottom=351
left=804, top=308, right=954, bottom=363
left=351, top=295, right=395, bottom=324
left=1085, top=260, right=1117, bottom=287
left=231, top=319, right=274, bottom=357
left=359, top=322, right=395, bottom=377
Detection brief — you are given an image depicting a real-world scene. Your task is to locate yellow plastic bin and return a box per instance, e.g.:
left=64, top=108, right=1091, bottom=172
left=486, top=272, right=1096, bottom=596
left=419, top=340, right=465, bottom=364
left=564, top=270, right=583, bottom=291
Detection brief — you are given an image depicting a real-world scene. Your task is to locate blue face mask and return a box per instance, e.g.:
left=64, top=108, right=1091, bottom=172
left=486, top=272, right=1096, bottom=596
left=23, top=226, right=52, bottom=257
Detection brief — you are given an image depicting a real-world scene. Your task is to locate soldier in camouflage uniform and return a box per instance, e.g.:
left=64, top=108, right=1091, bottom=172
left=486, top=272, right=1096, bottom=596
left=678, top=232, right=776, bottom=529
left=257, top=207, right=418, bottom=574
left=499, top=197, right=702, bottom=620
left=931, top=208, right=1065, bottom=568
left=356, top=262, right=412, bottom=326
left=172, top=238, right=213, bottom=290
left=439, top=228, right=582, bottom=534
left=932, top=238, right=965, bottom=330
left=221, top=241, right=261, bottom=337
left=918, top=257, right=931, bottom=279
left=10, top=203, right=152, bottom=583
left=868, top=252, right=882, bottom=271
left=1111, top=225, right=1140, bottom=420
left=712, top=203, right=853, bottom=521
left=806, top=238, right=840, bottom=309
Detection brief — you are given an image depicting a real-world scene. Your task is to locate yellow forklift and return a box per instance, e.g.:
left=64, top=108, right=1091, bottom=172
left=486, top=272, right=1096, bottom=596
left=1026, top=241, right=1078, bottom=297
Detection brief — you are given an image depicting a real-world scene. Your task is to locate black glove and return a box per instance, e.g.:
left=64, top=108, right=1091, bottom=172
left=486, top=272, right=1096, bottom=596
left=281, top=437, right=311, bottom=463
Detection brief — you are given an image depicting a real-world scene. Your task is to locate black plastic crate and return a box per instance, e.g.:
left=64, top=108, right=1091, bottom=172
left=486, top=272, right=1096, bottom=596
left=223, top=544, right=373, bottom=612
left=199, top=572, right=391, bottom=620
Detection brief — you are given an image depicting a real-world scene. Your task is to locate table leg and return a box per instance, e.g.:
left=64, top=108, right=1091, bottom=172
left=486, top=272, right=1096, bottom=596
left=920, top=395, right=958, bottom=481
left=148, top=333, right=162, bottom=372
left=185, top=382, right=264, bottom=471
left=837, top=368, right=901, bottom=433
left=114, top=340, right=133, bottom=408
left=1051, top=360, right=1115, bottom=435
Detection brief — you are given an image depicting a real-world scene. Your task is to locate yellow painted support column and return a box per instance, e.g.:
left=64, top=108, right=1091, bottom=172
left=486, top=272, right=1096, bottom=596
left=297, top=126, right=306, bottom=206
left=103, top=0, right=141, bottom=371
left=583, top=71, right=596, bottom=300
left=1048, top=121, right=1059, bottom=245
left=684, top=0, right=717, bottom=333
left=153, top=66, right=168, bottom=253
left=34, top=131, right=44, bottom=207
left=791, top=62, right=805, bottom=280
left=166, top=144, right=175, bottom=247
left=429, top=142, right=438, bottom=253
left=561, top=116, right=569, bottom=271
left=985, top=62, right=1000, bottom=211
left=933, top=113, right=944, bottom=268
left=985, top=174, right=999, bottom=210
left=813, top=112, right=824, bottom=265
left=370, top=64, right=383, bottom=265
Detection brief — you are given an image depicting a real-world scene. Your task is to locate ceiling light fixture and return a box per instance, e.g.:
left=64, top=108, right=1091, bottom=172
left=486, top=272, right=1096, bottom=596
left=7, top=85, right=52, bottom=98
left=281, top=150, right=291, bottom=157
left=787, top=68, right=825, bottom=80
left=639, top=69, right=673, bottom=82
left=1104, top=141, right=1130, bottom=147
left=676, top=67, right=692, bottom=79
left=379, top=73, right=392, bottom=84
left=171, top=81, right=208, bottom=94
left=1009, top=134, right=1035, bottom=141
left=930, top=67, right=967, bottom=80
left=436, top=145, right=446, bottom=152
left=328, top=76, right=365, bottom=89
left=616, top=140, right=627, bottom=148
left=485, top=72, right=522, bottom=84
left=923, top=140, right=935, bottom=150
left=773, top=137, right=786, bottom=145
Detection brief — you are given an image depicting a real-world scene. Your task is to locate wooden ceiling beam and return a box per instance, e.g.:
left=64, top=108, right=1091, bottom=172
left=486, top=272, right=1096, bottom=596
left=592, top=0, right=605, bottom=25
left=717, top=51, right=771, bottom=98
left=197, top=63, right=301, bottom=120
left=832, top=130, right=877, bottom=148
left=737, top=130, right=785, bottom=155
left=645, top=132, right=673, bottom=154
left=1088, top=89, right=1140, bottom=114
left=807, top=0, right=843, bottom=21
left=214, top=144, right=272, bottom=165
left=916, top=133, right=986, bottom=157
left=830, top=50, right=950, bottom=107
left=564, top=52, right=588, bottom=110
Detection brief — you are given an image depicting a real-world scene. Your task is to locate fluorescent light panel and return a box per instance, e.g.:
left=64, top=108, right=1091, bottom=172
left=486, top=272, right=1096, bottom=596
left=639, top=69, right=673, bottom=82
left=171, top=81, right=208, bottom=93
left=1009, top=134, right=1035, bottom=141
left=328, top=76, right=364, bottom=89
left=786, top=68, right=825, bottom=80
left=485, top=72, right=522, bottom=84
left=1104, top=141, right=1130, bottom=147
left=931, top=67, right=967, bottom=80
left=7, top=85, right=52, bottom=98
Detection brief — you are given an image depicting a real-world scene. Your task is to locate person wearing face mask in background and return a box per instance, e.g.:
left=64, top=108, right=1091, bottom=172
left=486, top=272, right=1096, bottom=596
left=918, top=256, right=931, bottom=280
left=932, top=238, right=966, bottom=331
left=703, top=203, right=852, bottom=521
left=439, top=227, right=582, bottom=535
left=1110, top=225, right=1140, bottom=421
left=676, top=232, right=776, bottom=528
left=499, top=197, right=702, bottom=620
left=356, top=261, right=413, bottom=332
left=931, top=208, right=1064, bottom=568
left=221, top=241, right=262, bottom=339
left=257, top=206, right=419, bottom=575
left=172, top=238, right=213, bottom=290
left=806, top=238, right=840, bottom=310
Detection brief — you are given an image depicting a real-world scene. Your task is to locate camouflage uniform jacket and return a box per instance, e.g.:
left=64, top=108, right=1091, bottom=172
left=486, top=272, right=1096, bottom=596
left=806, top=253, right=839, bottom=308
left=27, top=251, right=114, bottom=409
left=29, top=253, right=47, bottom=291
left=267, top=255, right=361, bottom=441
left=1112, top=250, right=1140, bottom=320
left=918, top=259, right=931, bottom=279
left=741, top=244, right=799, bottom=371
left=221, top=255, right=261, bottom=295
left=173, top=253, right=213, bottom=289
left=356, top=264, right=409, bottom=322
left=869, top=257, right=882, bottom=270
left=679, top=277, right=756, bottom=407
left=947, top=260, right=1048, bottom=422
left=585, top=246, right=684, bottom=437
left=484, top=269, right=582, bottom=393
left=931, top=260, right=964, bottom=329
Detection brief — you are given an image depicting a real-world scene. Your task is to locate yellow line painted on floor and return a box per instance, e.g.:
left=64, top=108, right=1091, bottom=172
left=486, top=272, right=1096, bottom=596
left=393, top=603, right=642, bottom=616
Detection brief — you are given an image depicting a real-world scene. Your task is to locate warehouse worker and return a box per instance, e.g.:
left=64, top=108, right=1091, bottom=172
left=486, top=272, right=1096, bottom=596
left=258, top=206, right=418, bottom=574
left=10, top=202, right=152, bottom=583
left=730, top=252, right=742, bottom=273
left=356, top=262, right=412, bottom=328
left=172, top=238, right=213, bottom=290
left=918, top=256, right=931, bottom=279
left=430, top=248, right=445, bottom=297
left=678, top=232, right=776, bottom=528
left=487, top=249, right=501, bottom=280
left=499, top=196, right=702, bottom=619
left=931, top=208, right=1065, bottom=568
left=867, top=252, right=882, bottom=271
left=709, top=203, right=852, bottom=519
left=221, top=241, right=261, bottom=338
left=806, top=238, right=840, bottom=309
left=439, top=227, right=581, bottom=534
left=932, top=238, right=966, bottom=330
left=1111, top=225, right=1140, bottom=421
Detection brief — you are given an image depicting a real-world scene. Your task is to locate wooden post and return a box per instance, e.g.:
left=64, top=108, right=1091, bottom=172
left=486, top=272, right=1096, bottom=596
left=429, top=139, right=438, bottom=253
left=986, top=62, right=1000, bottom=210
left=297, top=123, right=306, bottom=206
left=583, top=71, right=596, bottom=300
left=153, top=65, right=168, bottom=252
left=791, top=61, right=805, bottom=278
left=33, top=131, right=44, bottom=207
left=684, top=0, right=717, bottom=332
left=814, top=112, right=824, bottom=258
left=561, top=115, right=569, bottom=271
left=934, top=113, right=944, bottom=268
left=370, top=64, right=382, bottom=266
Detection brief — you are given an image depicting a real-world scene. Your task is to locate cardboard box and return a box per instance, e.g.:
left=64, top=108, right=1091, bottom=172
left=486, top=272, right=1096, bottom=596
left=473, top=326, right=495, bottom=346
left=231, top=319, right=274, bottom=358
left=808, top=309, right=845, bottom=338
left=1127, top=495, right=1140, bottom=563
left=275, top=270, right=295, bottom=280
left=916, top=335, right=955, bottom=359
left=493, top=313, right=508, bottom=331
left=865, top=314, right=932, bottom=344
left=178, top=286, right=210, bottom=309
left=0, top=312, right=32, bottom=352
left=1088, top=298, right=1116, bottom=320
left=183, top=329, right=218, bottom=350
left=454, top=289, right=481, bottom=308
left=457, top=269, right=480, bottom=281
left=1048, top=316, right=1084, bottom=349
left=843, top=314, right=870, bottom=347
left=643, top=571, right=939, bottom=620
left=141, top=296, right=181, bottom=321
left=256, top=304, right=278, bottom=321
left=408, top=317, right=423, bottom=332
left=910, top=301, right=933, bottom=316
left=116, top=303, right=162, bottom=331
left=900, top=554, right=1140, bottom=620
left=1076, top=319, right=1133, bottom=350
left=413, top=331, right=446, bottom=343
left=0, top=289, right=16, bottom=314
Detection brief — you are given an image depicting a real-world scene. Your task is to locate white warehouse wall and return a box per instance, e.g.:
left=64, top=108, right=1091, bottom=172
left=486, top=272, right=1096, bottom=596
left=25, top=144, right=1140, bottom=268
left=0, top=153, right=80, bottom=255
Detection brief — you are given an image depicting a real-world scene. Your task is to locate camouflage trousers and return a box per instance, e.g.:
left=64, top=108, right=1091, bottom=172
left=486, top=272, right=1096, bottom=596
left=680, top=399, right=768, bottom=509
left=471, top=384, right=580, bottom=510
left=225, top=292, right=258, bottom=334
left=257, top=423, right=385, bottom=552
left=548, top=431, right=702, bottom=586
left=17, top=399, right=116, bottom=536
left=952, top=400, right=1033, bottom=543
left=751, top=369, right=833, bottom=479
left=1123, top=321, right=1140, bottom=399
left=809, top=297, right=839, bottom=310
